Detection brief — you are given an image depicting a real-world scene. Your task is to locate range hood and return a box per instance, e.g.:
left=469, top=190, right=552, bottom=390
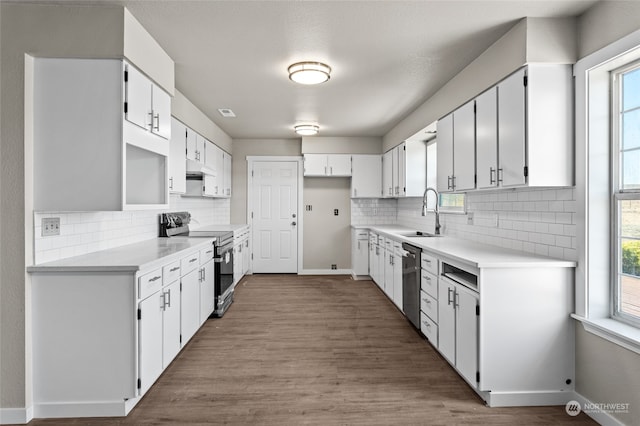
left=186, top=159, right=216, bottom=176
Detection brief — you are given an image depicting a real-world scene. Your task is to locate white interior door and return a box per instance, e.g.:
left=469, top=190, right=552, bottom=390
left=251, top=161, right=299, bottom=273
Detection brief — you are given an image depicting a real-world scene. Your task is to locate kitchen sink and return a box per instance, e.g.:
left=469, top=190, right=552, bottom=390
left=397, top=231, right=442, bottom=238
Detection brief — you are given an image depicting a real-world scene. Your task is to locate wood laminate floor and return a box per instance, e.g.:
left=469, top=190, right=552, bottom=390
left=26, top=275, right=596, bottom=425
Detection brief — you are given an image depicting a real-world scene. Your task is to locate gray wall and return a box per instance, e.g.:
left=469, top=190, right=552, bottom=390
left=303, top=178, right=352, bottom=270
left=230, top=138, right=302, bottom=225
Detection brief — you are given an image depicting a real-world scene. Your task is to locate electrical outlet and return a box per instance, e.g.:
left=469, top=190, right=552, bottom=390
left=306, top=205, right=312, bottom=211
left=467, top=212, right=474, bottom=225
left=334, top=209, right=339, bottom=216
left=42, top=217, right=60, bottom=236
left=492, top=213, right=499, bottom=228
left=331, top=264, right=337, bottom=270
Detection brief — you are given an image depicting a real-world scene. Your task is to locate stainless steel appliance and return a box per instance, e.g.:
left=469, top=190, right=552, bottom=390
left=159, top=212, right=235, bottom=317
left=402, top=242, right=421, bottom=329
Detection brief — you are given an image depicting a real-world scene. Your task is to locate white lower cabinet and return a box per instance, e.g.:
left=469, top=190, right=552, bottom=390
left=392, top=242, right=403, bottom=309
left=233, top=226, right=251, bottom=285
left=29, top=239, right=217, bottom=418
left=438, top=276, right=479, bottom=387
left=351, top=229, right=370, bottom=278
left=138, top=287, right=164, bottom=395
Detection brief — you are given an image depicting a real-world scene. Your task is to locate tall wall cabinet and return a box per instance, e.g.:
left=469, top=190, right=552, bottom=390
left=34, top=58, right=171, bottom=211
left=382, top=140, right=427, bottom=198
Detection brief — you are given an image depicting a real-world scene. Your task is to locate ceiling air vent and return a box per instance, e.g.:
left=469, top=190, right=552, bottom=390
left=218, top=108, right=236, bottom=118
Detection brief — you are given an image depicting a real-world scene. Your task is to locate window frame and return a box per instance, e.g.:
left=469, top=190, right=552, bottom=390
left=612, top=63, right=640, bottom=327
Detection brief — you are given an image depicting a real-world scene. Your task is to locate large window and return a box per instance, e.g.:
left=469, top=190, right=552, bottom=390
left=613, top=63, right=640, bottom=326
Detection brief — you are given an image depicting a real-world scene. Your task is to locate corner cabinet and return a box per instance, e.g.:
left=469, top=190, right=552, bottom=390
left=303, top=154, right=352, bottom=176
left=351, top=155, right=382, bottom=198
left=383, top=140, right=427, bottom=198
left=34, top=58, right=171, bottom=211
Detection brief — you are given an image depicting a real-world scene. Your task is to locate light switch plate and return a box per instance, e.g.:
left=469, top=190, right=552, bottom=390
left=42, top=217, right=60, bottom=236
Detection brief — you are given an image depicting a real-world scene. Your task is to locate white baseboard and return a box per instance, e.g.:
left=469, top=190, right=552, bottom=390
left=573, top=392, right=626, bottom=426
left=0, top=406, right=32, bottom=425
left=299, top=269, right=352, bottom=275
left=33, top=398, right=137, bottom=419
left=351, top=272, right=371, bottom=281
left=485, top=390, right=574, bottom=407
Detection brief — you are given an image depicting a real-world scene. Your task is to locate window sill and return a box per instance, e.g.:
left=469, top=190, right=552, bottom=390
left=571, top=314, right=640, bottom=355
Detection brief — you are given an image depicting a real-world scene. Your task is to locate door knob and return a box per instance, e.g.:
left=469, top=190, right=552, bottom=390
left=291, top=221, right=297, bottom=226
left=292, top=213, right=296, bottom=218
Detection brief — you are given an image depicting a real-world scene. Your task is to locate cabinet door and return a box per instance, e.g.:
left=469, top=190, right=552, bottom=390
left=382, top=151, right=394, bottom=197
left=438, top=279, right=455, bottom=363
left=204, top=141, right=222, bottom=195
left=393, top=250, right=403, bottom=309
left=169, top=118, right=186, bottom=194
left=202, top=174, right=216, bottom=197
left=138, top=290, right=163, bottom=395
left=242, top=237, right=250, bottom=275
left=453, top=100, right=475, bottom=191
left=383, top=249, right=394, bottom=298
left=125, top=64, right=152, bottom=131
left=303, top=154, right=328, bottom=176
left=353, top=237, right=369, bottom=276
left=455, top=284, right=479, bottom=387
left=437, top=113, right=454, bottom=192
left=195, top=134, right=206, bottom=164
left=351, top=155, right=381, bottom=198
left=369, top=243, right=376, bottom=281
left=185, top=127, right=198, bottom=162
left=181, top=268, right=200, bottom=345
left=328, top=154, right=352, bottom=176
left=224, top=152, right=232, bottom=197
left=498, top=68, right=526, bottom=187
left=199, top=259, right=215, bottom=325
left=151, top=85, right=171, bottom=140
left=233, top=243, right=242, bottom=284
left=162, top=280, right=181, bottom=369
left=394, top=143, right=406, bottom=196
left=476, top=87, right=498, bottom=189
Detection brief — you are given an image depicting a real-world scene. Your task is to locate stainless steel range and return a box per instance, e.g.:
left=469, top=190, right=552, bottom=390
left=159, top=212, right=235, bottom=317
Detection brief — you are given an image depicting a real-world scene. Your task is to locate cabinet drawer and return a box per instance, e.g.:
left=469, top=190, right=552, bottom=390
left=420, top=290, right=438, bottom=322
left=369, top=234, right=377, bottom=245
left=355, top=230, right=369, bottom=239
left=420, top=312, right=438, bottom=346
left=139, top=268, right=163, bottom=299
left=420, top=270, right=438, bottom=299
left=162, top=260, right=181, bottom=285
left=421, top=252, right=438, bottom=276
left=181, top=251, right=200, bottom=275
left=200, top=245, right=215, bottom=263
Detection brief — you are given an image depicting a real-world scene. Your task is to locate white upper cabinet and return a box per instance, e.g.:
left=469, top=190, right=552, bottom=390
left=383, top=141, right=426, bottom=197
left=33, top=58, right=170, bottom=211
left=497, top=68, right=527, bottom=187
left=169, top=117, right=187, bottom=194
left=185, top=127, right=203, bottom=163
left=475, top=87, right=498, bottom=189
left=303, top=154, right=352, bottom=176
left=497, top=65, right=573, bottom=188
left=382, top=150, right=394, bottom=197
left=437, top=114, right=454, bottom=193
left=437, top=101, right=475, bottom=193
left=453, top=100, right=476, bottom=191
left=223, top=152, right=232, bottom=197
left=351, top=155, right=382, bottom=198
left=124, top=63, right=171, bottom=140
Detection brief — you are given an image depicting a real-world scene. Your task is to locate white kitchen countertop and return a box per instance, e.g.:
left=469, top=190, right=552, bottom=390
left=27, top=237, right=215, bottom=273
left=354, top=224, right=576, bottom=269
left=191, top=224, right=249, bottom=234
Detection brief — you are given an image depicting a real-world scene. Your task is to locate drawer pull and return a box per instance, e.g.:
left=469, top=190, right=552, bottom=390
left=423, top=275, right=431, bottom=282
left=422, top=298, right=431, bottom=305
left=189, top=258, right=198, bottom=263
left=148, top=275, right=161, bottom=282
left=206, top=250, right=213, bottom=255
left=423, top=321, right=431, bottom=329
left=169, top=267, right=180, bottom=272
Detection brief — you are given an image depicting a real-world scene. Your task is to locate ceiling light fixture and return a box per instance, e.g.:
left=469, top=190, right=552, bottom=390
left=288, top=62, right=331, bottom=85
left=294, top=124, right=320, bottom=136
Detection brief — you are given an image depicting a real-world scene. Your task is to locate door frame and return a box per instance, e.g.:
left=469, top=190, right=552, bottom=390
left=246, top=156, right=304, bottom=274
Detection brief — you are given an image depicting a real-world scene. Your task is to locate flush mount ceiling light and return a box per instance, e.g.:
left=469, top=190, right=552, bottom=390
left=294, top=124, right=320, bottom=136
left=288, top=62, right=331, bottom=85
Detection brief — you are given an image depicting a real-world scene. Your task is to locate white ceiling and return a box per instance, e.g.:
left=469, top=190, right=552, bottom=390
left=45, top=1, right=599, bottom=139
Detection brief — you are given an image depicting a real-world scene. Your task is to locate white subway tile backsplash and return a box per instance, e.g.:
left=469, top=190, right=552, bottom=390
left=390, top=187, right=577, bottom=261
left=34, top=194, right=231, bottom=264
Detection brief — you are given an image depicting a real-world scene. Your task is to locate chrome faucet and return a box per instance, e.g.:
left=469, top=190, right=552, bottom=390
left=422, top=187, right=441, bottom=235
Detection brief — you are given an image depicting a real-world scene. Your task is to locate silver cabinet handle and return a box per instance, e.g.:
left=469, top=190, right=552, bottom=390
left=164, top=289, right=171, bottom=309
left=447, top=287, right=454, bottom=305
left=202, top=267, right=205, bottom=281
left=169, top=177, right=173, bottom=189
left=170, top=266, right=180, bottom=272
left=354, top=188, right=358, bottom=197
left=324, top=166, right=327, bottom=175
left=206, top=250, right=213, bottom=255
left=148, top=112, right=154, bottom=128
left=498, top=168, right=504, bottom=183
left=423, top=275, right=431, bottom=282
left=149, top=275, right=161, bottom=282
left=453, top=291, right=459, bottom=308
left=489, top=167, right=496, bottom=184
left=153, top=113, right=160, bottom=131
left=189, top=258, right=198, bottom=263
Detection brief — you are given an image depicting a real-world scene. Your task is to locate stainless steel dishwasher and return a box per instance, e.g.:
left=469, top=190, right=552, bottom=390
left=402, top=243, right=421, bottom=328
